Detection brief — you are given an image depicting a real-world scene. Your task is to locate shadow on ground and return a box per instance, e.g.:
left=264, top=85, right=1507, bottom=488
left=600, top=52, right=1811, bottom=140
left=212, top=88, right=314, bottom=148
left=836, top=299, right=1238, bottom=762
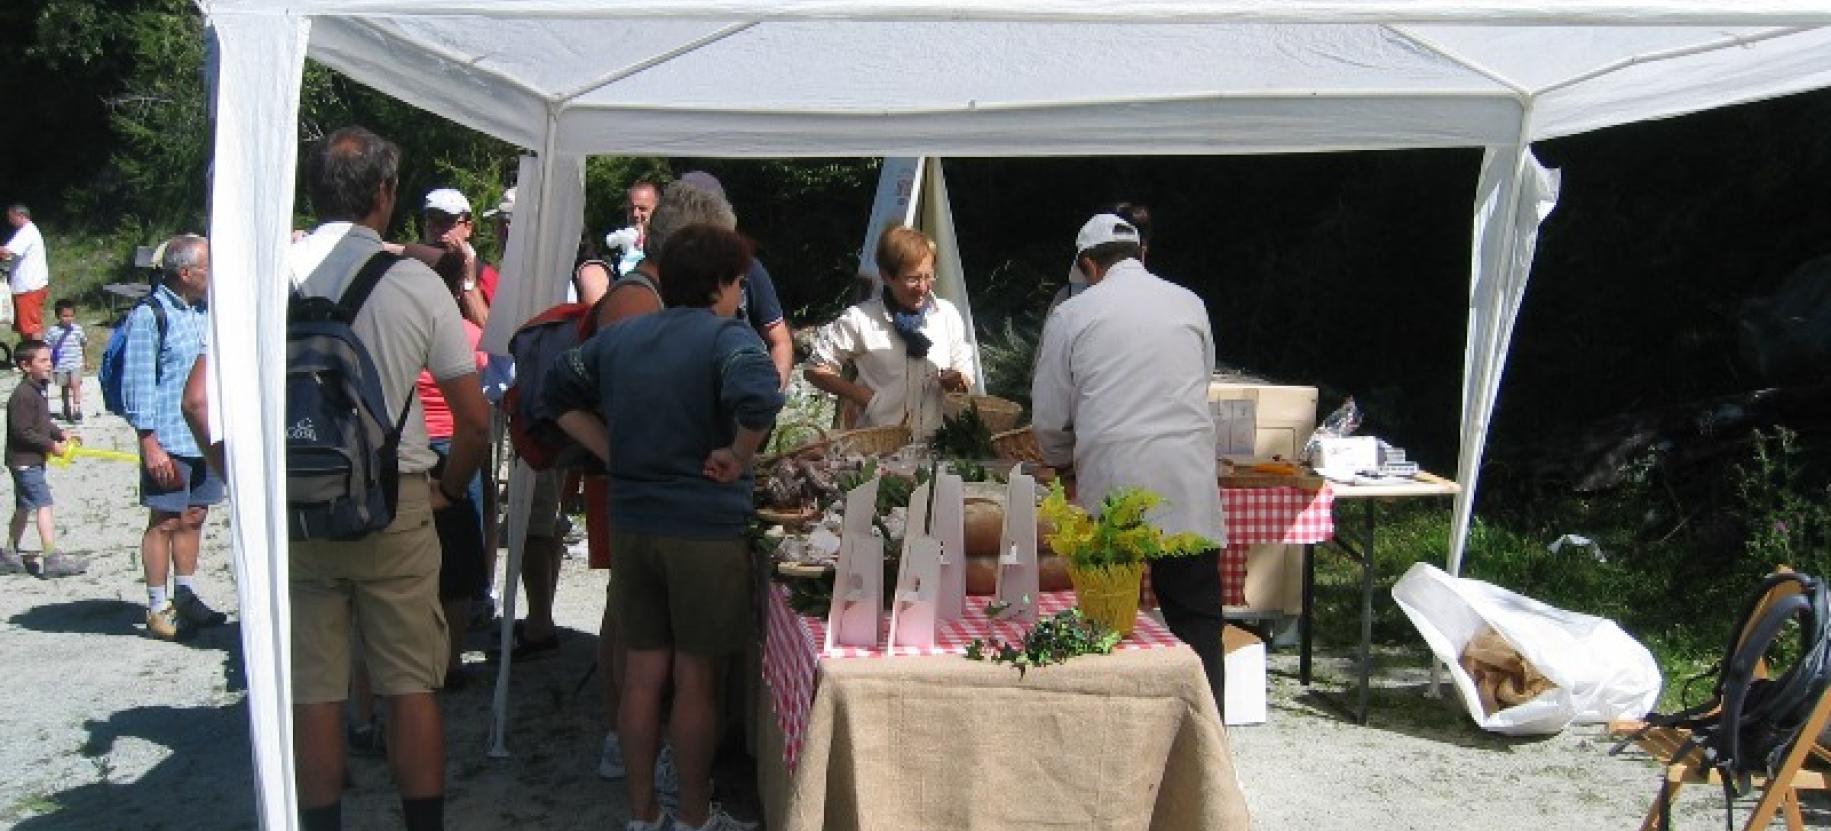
left=12, top=702, right=256, bottom=831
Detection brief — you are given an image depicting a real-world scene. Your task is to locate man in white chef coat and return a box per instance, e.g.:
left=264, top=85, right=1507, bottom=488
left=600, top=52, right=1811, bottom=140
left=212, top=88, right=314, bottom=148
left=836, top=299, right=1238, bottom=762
left=1031, top=212, right=1227, bottom=712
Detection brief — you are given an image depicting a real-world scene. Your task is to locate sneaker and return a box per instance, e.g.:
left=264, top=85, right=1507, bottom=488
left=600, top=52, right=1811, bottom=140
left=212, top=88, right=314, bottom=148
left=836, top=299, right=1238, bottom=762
left=598, top=731, right=627, bottom=780
left=654, top=744, right=680, bottom=810
left=174, top=590, right=228, bottom=627
left=146, top=603, right=182, bottom=640
left=347, top=718, right=387, bottom=757
left=677, top=809, right=756, bottom=831
left=36, top=553, right=88, bottom=578
left=0, top=550, right=25, bottom=575
left=625, top=812, right=674, bottom=831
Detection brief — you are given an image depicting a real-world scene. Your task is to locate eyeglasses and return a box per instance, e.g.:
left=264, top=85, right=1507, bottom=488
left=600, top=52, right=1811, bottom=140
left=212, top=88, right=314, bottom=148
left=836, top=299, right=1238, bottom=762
left=890, top=272, right=936, bottom=286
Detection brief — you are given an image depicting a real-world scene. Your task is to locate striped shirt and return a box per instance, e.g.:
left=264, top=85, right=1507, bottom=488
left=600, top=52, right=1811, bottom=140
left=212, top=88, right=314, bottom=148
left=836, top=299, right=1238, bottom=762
left=120, top=283, right=208, bottom=458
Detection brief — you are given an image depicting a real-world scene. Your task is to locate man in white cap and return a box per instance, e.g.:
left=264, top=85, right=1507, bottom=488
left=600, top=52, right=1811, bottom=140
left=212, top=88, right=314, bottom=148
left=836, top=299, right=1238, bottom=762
left=395, top=187, right=489, bottom=326
left=1030, top=212, right=1228, bottom=712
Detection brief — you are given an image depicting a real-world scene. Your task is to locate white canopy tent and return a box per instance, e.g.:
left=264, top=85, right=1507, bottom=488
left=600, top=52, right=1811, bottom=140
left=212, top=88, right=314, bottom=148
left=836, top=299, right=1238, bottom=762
left=196, top=2, right=1831, bottom=826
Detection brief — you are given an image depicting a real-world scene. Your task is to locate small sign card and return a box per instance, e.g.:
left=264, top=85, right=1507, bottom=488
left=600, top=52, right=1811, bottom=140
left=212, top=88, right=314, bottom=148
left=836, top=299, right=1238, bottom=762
left=930, top=469, right=966, bottom=622
left=888, top=535, right=942, bottom=653
left=1212, top=398, right=1257, bottom=459
left=825, top=474, right=883, bottom=653
left=993, top=470, right=1040, bottom=626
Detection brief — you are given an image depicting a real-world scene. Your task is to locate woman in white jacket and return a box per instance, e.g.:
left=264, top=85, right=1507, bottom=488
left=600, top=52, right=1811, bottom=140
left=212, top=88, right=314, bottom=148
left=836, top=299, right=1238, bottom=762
left=806, top=225, right=977, bottom=440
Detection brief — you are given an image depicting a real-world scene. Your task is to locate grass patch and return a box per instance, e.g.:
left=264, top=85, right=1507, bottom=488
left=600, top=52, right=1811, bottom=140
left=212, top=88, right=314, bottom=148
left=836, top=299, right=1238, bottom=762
left=4, top=793, right=60, bottom=821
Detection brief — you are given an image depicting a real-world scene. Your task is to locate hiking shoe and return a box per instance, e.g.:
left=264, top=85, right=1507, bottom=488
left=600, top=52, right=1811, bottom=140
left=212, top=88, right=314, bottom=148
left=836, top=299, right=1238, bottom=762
left=174, top=591, right=228, bottom=627
left=146, top=603, right=182, bottom=640
left=654, top=743, right=680, bottom=810
left=36, top=553, right=88, bottom=578
left=598, top=731, right=626, bottom=780
left=0, top=550, right=25, bottom=575
left=625, top=812, right=674, bottom=831
left=677, top=809, right=756, bottom=831
left=347, top=719, right=386, bottom=757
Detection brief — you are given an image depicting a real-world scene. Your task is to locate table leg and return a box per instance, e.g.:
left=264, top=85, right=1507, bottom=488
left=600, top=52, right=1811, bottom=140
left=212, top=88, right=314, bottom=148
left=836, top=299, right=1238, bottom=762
left=1357, top=499, right=1376, bottom=725
left=1300, top=543, right=1315, bottom=686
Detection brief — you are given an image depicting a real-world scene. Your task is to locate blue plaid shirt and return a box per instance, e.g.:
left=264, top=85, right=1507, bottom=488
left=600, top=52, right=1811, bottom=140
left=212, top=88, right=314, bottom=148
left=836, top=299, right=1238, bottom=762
left=120, top=283, right=208, bottom=457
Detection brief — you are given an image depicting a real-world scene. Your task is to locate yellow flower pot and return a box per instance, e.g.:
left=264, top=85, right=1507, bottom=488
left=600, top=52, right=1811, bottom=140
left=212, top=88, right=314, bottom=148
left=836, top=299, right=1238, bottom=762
left=1068, top=562, right=1147, bottom=638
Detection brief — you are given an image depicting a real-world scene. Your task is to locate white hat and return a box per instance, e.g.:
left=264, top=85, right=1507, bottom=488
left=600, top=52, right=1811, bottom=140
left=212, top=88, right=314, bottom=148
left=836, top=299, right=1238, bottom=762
left=1074, top=213, right=1141, bottom=258
left=483, top=186, right=515, bottom=218
left=423, top=187, right=472, bottom=216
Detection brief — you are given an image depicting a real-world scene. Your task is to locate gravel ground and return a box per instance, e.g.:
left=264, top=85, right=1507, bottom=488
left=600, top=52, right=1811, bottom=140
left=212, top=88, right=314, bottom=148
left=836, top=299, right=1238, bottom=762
left=0, top=374, right=1807, bottom=830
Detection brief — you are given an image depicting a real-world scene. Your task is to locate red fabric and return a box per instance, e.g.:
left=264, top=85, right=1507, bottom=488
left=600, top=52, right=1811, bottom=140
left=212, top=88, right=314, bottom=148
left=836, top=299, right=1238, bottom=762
left=417, top=319, right=485, bottom=440
left=762, top=583, right=1184, bottom=772
left=585, top=474, right=610, bottom=569
left=478, top=263, right=499, bottom=305
left=12, top=287, right=46, bottom=337
left=1140, top=484, right=1335, bottom=607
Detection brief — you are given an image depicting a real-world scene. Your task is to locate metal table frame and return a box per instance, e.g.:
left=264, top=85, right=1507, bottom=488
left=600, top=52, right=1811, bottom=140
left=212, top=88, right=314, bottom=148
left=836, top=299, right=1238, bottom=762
left=1296, top=472, right=1460, bottom=724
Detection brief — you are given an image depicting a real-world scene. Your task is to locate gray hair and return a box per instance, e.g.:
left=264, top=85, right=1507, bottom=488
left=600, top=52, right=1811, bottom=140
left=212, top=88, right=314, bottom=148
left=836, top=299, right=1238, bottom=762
left=161, top=234, right=208, bottom=279
left=646, top=180, right=735, bottom=261
left=5, top=204, right=28, bottom=218
left=306, top=126, right=401, bottom=222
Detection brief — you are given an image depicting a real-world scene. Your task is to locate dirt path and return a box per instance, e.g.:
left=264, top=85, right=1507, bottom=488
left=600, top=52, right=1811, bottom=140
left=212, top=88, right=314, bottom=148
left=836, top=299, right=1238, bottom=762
left=0, top=374, right=1754, bottom=830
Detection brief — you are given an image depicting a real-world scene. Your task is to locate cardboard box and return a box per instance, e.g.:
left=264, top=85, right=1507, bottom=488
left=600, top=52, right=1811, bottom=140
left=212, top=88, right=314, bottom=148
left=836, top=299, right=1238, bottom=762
left=1207, top=380, right=1319, bottom=459
left=1223, top=625, right=1267, bottom=725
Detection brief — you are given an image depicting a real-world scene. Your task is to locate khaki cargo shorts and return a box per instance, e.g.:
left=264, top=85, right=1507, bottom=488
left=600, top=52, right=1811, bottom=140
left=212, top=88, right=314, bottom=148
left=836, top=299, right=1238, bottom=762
left=610, top=531, right=752, bottom=656
left=525, top=467, right=562, bottom=538
left=290, top=476, right=449, bottom=702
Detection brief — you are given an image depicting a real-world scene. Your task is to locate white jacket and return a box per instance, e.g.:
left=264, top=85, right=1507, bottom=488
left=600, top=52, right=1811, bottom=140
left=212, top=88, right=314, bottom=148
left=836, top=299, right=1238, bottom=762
left=1031, top=259, right=1224, bottom=542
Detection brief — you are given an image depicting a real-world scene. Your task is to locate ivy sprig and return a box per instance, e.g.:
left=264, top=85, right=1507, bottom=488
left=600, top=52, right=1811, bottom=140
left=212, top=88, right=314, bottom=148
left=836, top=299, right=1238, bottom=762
left=964, top=607, right=1122, bottom=678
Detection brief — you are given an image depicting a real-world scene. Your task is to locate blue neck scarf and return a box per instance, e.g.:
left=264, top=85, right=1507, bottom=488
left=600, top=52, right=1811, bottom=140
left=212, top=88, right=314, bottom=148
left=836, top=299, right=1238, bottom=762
left=886, top=295, right=932, bottom=359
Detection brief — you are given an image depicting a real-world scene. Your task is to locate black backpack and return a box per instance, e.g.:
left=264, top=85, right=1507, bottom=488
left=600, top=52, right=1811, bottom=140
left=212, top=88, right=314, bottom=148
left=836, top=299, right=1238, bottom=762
left=1617, top=570, right=1831, bottom=830
left=285, top=252, right=412, bottom=541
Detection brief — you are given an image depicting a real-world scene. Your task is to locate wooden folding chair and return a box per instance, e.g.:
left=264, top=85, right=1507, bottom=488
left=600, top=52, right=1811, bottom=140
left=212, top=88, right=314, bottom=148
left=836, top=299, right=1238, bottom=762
left=1609, top=572, right=1831, bottom=830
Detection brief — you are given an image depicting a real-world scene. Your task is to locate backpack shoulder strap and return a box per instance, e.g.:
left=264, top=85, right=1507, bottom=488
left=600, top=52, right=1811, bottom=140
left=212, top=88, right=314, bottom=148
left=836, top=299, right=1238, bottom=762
left=338, top=252, right=404, bottom=319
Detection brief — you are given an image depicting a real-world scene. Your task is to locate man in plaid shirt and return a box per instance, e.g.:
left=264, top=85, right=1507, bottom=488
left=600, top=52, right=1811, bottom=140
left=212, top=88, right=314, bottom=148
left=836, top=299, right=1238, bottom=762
left=120, top=234, right=228, bottom=640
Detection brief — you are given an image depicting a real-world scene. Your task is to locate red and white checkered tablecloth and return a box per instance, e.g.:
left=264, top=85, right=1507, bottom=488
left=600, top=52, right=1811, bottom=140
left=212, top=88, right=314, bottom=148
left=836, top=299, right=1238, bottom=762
left=762, top=582, right=1182, bottom=772
left=1142, top=484, right=1335, bottom=607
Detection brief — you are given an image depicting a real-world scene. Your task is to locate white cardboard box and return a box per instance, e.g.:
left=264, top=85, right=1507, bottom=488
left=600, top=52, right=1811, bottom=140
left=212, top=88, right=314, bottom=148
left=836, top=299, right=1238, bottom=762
left=1223, top=625, right=1267, bottom=725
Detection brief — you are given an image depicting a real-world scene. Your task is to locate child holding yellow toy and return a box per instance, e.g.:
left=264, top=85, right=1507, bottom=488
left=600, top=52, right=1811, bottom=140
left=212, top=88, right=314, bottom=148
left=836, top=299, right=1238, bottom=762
left=2, top=340, right=86, bottom=577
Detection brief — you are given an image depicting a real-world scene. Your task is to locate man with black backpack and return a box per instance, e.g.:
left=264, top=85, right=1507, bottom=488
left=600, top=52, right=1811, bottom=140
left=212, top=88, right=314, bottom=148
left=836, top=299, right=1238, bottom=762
left=287, top=126, right=488, bottom=831
left=119, top=234, right=228, bottom=641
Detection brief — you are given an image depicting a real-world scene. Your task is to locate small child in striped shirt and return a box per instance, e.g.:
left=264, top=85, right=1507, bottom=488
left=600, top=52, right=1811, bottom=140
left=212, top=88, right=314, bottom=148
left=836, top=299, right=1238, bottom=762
left=45, top=299, right=86, bottom=423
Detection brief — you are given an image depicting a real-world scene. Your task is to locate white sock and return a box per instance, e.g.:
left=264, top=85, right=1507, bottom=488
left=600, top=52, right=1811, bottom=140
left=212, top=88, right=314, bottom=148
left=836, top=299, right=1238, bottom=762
left=149, top=586, right=169, bottom=609
left=174, top=576, right=197, bottom=596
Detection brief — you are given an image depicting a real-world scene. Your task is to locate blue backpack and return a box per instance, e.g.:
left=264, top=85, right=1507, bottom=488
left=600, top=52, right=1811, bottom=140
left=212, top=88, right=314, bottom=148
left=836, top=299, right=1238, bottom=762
left=285, top=252, right=412, bottom=541
left=98, top=294, right=169, bottom=417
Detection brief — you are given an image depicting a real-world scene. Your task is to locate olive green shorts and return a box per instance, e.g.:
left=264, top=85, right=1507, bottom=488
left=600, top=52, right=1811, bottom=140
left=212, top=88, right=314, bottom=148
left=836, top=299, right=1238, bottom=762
left=290, top=477, right=449, bottom=702
left=609, top=531, right=753, bottom=656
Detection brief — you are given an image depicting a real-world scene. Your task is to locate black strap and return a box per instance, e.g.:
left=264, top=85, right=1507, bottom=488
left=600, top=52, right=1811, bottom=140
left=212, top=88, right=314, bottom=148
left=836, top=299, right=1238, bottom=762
left=338, top=252, right=404, bottom=319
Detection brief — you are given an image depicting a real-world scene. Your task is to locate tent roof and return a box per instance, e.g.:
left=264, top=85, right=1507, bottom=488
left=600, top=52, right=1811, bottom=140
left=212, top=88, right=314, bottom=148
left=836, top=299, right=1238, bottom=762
left=203, top=2, right=1831, bottom=156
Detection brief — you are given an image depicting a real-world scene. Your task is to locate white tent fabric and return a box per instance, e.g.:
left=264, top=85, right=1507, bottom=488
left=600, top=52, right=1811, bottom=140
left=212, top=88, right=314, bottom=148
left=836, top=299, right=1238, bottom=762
left=195, top=3, right=1831, bottom=827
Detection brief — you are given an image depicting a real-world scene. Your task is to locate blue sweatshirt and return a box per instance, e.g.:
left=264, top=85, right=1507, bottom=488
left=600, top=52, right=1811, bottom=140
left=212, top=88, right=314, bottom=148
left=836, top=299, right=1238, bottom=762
left=543, top=307, right=784, bottom=539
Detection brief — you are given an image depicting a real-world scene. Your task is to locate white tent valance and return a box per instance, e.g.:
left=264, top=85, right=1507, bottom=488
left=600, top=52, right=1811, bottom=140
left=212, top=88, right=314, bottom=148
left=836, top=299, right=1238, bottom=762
left=197, top=3, right=1831, bottom=827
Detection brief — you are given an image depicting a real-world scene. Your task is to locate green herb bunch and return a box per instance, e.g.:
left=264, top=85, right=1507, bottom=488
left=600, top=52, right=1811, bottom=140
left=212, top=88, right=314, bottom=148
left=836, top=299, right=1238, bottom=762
left=965, top=607, right=1122, bottom=678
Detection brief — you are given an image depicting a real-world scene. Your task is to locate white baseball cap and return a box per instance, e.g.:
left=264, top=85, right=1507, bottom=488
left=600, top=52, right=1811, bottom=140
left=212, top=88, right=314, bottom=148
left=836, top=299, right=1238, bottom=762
left=1074, top=213, right=1141, bottom=258
left=483, top=186, right=515, bottom=218
left=423, top=188, right=472, bottom=216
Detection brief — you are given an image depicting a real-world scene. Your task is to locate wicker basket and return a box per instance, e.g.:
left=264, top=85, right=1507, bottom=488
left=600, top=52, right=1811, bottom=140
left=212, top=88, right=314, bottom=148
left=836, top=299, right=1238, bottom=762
left=991, top=427, right=1044, bottom=464
left=1068, top=562, right=1147, bottom=637
left=825, top=424, right=913, bottom=457
left=943, top=393, right=1024, bottom=434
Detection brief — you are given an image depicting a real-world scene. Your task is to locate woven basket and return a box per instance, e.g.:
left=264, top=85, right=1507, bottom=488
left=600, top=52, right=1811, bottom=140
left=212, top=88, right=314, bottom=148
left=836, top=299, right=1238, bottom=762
left=1068, top=562, right=1147, bottom=637
left=990, top=427, right=1044, bottom=464
left=944, top=393, right=1024, bottom=434
left=825, top=424, right=913, bottom=457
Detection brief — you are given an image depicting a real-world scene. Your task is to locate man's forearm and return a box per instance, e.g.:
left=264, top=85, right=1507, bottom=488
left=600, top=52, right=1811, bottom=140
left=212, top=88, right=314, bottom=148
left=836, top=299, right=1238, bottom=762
left=731, top=425, right=770, bottom=462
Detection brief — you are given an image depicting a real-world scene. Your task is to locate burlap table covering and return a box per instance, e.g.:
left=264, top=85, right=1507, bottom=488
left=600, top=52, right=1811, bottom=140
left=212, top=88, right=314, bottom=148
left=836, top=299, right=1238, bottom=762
left=759, top=645, right=1252, bottom=830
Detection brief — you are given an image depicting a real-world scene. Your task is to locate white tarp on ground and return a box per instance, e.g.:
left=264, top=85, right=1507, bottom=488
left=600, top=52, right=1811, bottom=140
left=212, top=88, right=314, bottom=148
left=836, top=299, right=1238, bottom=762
left=194, top=2, right=1831, bottom=827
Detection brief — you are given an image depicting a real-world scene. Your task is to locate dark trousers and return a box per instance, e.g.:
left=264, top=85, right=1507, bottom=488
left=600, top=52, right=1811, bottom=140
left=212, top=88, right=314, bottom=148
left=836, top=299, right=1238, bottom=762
left=1150, top=549, right=1226, bottom=717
